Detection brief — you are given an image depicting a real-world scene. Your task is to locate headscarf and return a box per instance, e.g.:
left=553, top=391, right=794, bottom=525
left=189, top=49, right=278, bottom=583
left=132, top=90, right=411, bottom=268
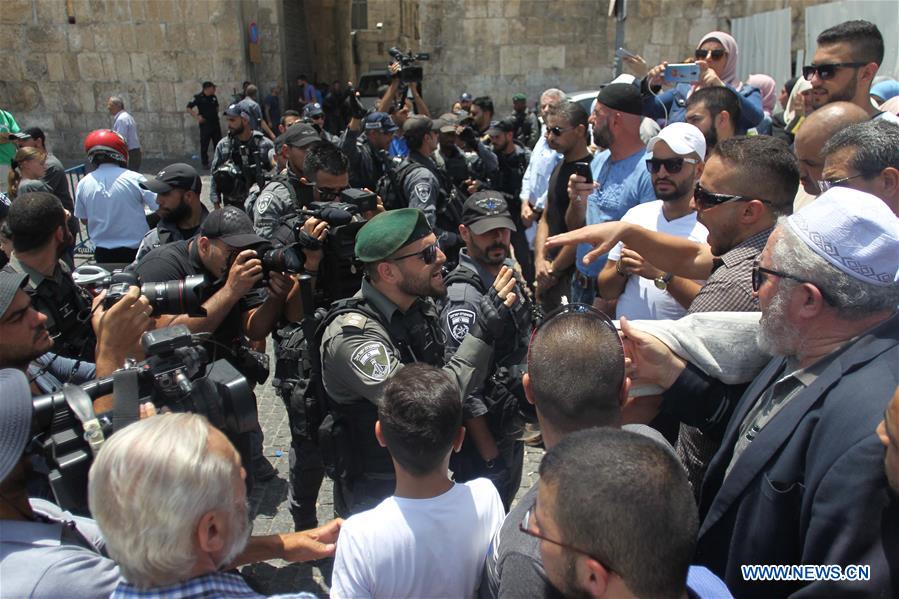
left=697, top=31, right=740, bottom=90
left=747, top=74, right=777, bottom=114
left=871, top=79, right=899, bottom=103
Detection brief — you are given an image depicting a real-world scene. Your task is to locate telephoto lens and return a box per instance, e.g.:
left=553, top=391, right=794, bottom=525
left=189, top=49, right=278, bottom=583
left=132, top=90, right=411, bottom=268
left=140, top=274, right=209, bottom=317
left=258, top=244, right=304, bottom=275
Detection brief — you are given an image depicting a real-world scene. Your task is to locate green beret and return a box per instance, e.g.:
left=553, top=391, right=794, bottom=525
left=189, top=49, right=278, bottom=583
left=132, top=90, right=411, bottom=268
left=355, top=208, right=432, bottom=262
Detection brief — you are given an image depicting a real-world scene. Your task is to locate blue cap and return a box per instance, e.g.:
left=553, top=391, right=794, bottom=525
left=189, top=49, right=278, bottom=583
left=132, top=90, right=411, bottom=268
left=304, top=102, right=324, bottom=118
left=460, top=92, right=473, bottom=102
left=363, top=112, right=398, bottom=133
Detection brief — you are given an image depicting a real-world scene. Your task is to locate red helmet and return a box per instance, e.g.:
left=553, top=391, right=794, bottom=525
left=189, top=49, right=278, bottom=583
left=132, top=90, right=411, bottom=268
left=83, top=129, right=128, bottom=164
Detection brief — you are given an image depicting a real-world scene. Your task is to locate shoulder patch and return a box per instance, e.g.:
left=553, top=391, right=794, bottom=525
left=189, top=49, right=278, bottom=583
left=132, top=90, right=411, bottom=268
left=340, top=312, right=368, bottom=330
left=413, top=181, right=431, bottom=205
left=446, top=308, right=476, bottom=343
left=256, top=192, right=274, bottom=214
left=350, top=341, right=391, bottom=381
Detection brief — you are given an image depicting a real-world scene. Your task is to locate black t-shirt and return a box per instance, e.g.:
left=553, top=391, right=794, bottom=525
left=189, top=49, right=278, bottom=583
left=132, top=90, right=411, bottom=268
left=545, top=155, right=590, bottom=258
left=187, top=92, right=220, bottom=123
left=132, top=240, right=266, bottom=362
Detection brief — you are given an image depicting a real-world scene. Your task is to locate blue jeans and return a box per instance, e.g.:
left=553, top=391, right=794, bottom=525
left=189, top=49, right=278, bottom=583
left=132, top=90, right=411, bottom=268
left=570, top=271, right=597, bottom=306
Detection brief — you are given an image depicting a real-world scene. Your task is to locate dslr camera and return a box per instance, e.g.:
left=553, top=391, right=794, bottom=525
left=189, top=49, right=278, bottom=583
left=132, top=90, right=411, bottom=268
left=29, top=325, right=255, bottom=514
left=73, top=266, right=210, bottom=317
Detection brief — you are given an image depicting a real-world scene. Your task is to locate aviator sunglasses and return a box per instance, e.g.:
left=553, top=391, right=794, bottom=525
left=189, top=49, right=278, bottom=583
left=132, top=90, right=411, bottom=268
left=802, top=62, right=867, bottom=81
left=645, top=156, right=699, bottom=174
left=695, top=48, right=726, bottom=61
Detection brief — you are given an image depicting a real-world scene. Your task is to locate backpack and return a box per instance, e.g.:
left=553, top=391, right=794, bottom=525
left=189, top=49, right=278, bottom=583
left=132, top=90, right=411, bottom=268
left=375, top=158, right=423, bottom=211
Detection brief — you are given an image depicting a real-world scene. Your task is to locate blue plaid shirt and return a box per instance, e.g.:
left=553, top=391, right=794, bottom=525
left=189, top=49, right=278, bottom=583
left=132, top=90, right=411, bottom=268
left=112, top=571, right=315, bottom=599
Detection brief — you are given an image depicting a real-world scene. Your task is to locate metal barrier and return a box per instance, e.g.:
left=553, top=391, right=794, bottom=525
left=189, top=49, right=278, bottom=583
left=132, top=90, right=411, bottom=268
left=64, top=164, right=95, bottom=257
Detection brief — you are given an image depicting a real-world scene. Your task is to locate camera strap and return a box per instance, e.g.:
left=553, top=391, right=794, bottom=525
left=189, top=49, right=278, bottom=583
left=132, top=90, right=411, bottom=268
left=112, top=367, right=142, bottom=433
left=62, top=383, right=106, bottom=455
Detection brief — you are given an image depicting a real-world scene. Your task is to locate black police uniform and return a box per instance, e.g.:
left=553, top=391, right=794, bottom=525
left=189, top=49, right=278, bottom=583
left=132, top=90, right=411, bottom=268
left=186, top=92, right=221, bottom=168
left=489, top=142, right=533, bottom=285
left=131, top=239, right=268, bottom=488
left=7, top=253, right=96, bottom=362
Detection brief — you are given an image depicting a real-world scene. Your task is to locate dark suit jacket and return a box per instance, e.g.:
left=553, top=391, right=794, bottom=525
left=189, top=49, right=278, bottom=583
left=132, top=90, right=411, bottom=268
left=696, top=312, right=899, bottom=597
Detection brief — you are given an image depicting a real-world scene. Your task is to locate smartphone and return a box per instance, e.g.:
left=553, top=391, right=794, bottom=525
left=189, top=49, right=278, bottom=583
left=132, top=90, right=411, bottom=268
left=616, top=47, right=636, bottom=60
left=662, top=63, right=700, bottom=84
left=574, top=161, right=593, bottom=184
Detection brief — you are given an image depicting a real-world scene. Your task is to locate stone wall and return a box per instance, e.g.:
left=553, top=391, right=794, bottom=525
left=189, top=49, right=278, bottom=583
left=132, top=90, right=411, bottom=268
left=1, top=0, right=285, bottom=161
left=353, top=0, right=422, bottom=76
left=417, top=0, right=833, bottom=116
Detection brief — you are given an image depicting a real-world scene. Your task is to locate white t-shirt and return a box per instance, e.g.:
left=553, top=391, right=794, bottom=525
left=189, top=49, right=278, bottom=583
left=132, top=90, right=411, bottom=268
left=608, top=200, right=708, bottom=321
left=331, top=478, right=504, bottom=599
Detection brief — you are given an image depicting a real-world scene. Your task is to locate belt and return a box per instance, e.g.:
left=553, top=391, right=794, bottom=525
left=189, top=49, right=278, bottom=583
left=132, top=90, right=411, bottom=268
left=573, top=270, right=596, bottom=290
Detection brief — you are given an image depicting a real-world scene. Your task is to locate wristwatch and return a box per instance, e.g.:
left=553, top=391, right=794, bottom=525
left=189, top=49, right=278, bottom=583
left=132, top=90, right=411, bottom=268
left=654, top=272, right=673, bottom=290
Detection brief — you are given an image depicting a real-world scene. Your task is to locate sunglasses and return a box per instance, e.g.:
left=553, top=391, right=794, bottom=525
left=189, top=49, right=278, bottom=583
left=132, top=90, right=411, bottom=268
left=546, top=125, right=575, bottom=137
left=816, top=172, right=868, bottom=193
left=391, top=242, right=439, bottom=265
left=519, top=503, right=615, bottom=573
left=645, top=156, right=699, bottom=174
left=695, top=48, right=726, bottom=60
left=315, top=184, right=349, bottom=202
left=693, top=183, right=771, bottom=209
left=528, top=302, right=622, bottom=370
left=802, top=62, right=867, bottom=81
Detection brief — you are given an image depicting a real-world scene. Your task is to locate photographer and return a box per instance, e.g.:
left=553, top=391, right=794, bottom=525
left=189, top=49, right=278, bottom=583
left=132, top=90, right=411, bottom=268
left=134, top=163, right=209, bottom=262
left=340, top=112, right=398, bottom=192
left=5, top=192, right=97, bottom=362
left=209, top=104, right=274, bottom=210
left=0, top=376, right=341, bottom=598
left=252, top=123, right=321, bottom=239
left=132, top=207, right=298, bottom=487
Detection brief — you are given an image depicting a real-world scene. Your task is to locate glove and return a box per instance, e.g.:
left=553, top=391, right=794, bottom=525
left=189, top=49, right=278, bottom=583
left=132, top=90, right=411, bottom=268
left=295, top=228, right=323, bottom=251
left=345, top=87, right=368, bottom=120
left=458, top=126, right=479, bottom=151
left=468, top=286, right=513, bottom=344
left=482, top=455, right=511, bottom=499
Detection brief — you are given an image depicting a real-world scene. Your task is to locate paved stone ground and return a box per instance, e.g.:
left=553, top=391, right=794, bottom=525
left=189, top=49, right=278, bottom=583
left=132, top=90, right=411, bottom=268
left=72, top=164, right=546, bottom=597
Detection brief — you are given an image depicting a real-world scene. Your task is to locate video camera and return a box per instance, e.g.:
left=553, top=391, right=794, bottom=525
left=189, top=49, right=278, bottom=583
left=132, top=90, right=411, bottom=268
left=29, top=325, right=256, bottom=514
left=73, top=266, right=210, bottom=317
left=388, top=47, right=430, bottom=84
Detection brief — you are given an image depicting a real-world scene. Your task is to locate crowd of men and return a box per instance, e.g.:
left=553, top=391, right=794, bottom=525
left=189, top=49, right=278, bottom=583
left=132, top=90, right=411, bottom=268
left=0, top=17, right=898, bottom=599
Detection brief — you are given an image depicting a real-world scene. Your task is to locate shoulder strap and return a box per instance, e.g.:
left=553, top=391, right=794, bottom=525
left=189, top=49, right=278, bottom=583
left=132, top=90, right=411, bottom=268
left=444, top=265, right=486, bottom=294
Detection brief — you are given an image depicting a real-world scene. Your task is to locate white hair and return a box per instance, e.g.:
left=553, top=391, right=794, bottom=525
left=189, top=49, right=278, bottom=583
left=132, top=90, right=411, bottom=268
left=88, top=413, right=241, bottom=588
left=541, top=88, right=567, bottom=103
left=772, top=219, right=899, bottom=319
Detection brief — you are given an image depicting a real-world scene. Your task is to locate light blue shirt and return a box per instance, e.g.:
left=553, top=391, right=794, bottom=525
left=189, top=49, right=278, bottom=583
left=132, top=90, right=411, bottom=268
left=576, top=147, right=655, bottom=276
left=520, top=127, right=562, bottom=210
left=111, top=110, right=140, bottom=150
left=389, top=135, right=408, bottom=158
left=74, top=163, right=157, bottom=249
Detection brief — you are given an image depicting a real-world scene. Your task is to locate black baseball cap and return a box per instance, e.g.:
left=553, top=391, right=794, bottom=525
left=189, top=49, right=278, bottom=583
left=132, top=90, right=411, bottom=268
left=141, top=163, right=201, bottom=194
left=462, top=191, right=516, bottom=234
left=487, top=117, right=516, bottom=135
left=21, top=127, right=45, bottom=143
left=0, top=266, right=28, bottom=319
left=282, top=123, right=320, bottom=148
left=8, top=132, right=31, bottom=141
left=200, top=206, right=266, bottom=248
left=223, top=104, right=250, bottom=119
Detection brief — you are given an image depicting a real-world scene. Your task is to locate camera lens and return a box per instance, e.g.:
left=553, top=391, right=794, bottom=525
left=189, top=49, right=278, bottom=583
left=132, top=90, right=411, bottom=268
left=140, top=274, right=208, bottom=317
left=260, top=246, right=304, bottom=274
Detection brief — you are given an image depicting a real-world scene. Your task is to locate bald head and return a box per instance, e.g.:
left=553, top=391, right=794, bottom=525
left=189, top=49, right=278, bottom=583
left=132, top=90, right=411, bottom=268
left=795, top=101, right=870, bottom=195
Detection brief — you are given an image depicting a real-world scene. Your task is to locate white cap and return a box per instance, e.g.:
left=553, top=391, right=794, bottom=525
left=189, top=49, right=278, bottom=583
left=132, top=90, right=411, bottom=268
left=607, top=73, right=636, bottom=85
left=786, top=187, right=899, bottom=286
left=647, top=122, right=707, bottom=160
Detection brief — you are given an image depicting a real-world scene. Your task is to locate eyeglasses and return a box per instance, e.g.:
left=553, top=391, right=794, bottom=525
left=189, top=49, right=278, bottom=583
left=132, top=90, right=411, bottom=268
left=528, top=303, right=622, bottom=371
left=546, top=125, right=574, bottom=137
left=315, top=184, right=349, bottom=202
left=802, top=62, right=867, bottom=81
left=816, top=172, right=868, bottom=193
left=694, top=48, right=726, bottom=60
left=751, top=260, right=834, bottom=304
left=391, top=242, right=439, bottom=265
left=645, top=156, right=699, bottom=174
left=519, top=504, right=614, bottom=572
left=693, top=183, right=771, bottom=209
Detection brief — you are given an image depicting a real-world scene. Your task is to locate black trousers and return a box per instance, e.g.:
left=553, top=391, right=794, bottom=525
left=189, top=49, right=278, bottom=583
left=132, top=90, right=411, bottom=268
left=199, top=123, right=222, bottom=168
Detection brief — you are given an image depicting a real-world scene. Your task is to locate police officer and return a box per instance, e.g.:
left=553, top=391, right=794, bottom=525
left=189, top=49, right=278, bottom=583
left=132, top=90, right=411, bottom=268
left=397, top=116, right=465, bottom=254
left=4, top=192, right=95, bottom=362
left=134, top=163, right=208, bottom=262
left=511, top=92, right=541, bottom=149
left=434, top=112, right=472, bottom=187
left=303, top=103, right=339, bottom=145
left=319, top=208, right=519, bottom=516
left=186, top=81, right=221, bottom=170
left=251, top=124, right=321, bottom=239
left=209, top=104, right=274, bottom=210
left=340, top=111, right=398, bottom=191
left=440, top=192, right=532, bottom=509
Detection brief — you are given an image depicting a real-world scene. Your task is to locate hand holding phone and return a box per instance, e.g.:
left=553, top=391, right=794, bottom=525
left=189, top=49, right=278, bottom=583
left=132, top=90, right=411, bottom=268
left=662, top=63, right=700, bottom=85
left=574, top=161, right=593, bottom=185
left=616, top=47, right=636, bottom=60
